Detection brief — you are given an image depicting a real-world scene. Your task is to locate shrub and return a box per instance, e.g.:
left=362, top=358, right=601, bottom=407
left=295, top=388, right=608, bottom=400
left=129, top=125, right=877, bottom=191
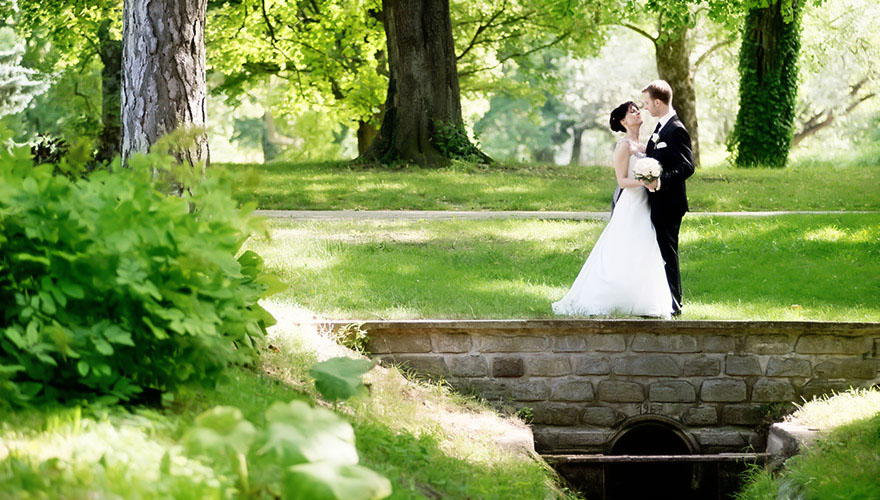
left=0, top=142, right=283, bottom=406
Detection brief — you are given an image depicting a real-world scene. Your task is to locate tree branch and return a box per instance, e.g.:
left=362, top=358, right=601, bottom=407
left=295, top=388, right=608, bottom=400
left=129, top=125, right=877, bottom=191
left=792, top=78, right=877, bottom=146
left=693, top=38, right=735, bottom=70
left=614, top=23, right=657, bottom=44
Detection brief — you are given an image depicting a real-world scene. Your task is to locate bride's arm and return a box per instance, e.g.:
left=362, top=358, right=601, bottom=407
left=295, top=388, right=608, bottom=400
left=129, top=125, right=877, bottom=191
left=614, top=142, right=645, bottom=189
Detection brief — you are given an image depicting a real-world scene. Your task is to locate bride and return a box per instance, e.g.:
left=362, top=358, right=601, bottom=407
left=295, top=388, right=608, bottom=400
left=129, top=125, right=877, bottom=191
left=552, top=101, right=674, bottom=318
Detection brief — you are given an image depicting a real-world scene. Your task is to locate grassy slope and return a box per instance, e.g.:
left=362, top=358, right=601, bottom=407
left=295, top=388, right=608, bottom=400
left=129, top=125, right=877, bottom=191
left=246, top=214, right=880, bottom=321
left=217, top=161, right=880, bottom=212
left=0, top=303, right=577, bottom=500
left=736, top=388, right=880, bottom=500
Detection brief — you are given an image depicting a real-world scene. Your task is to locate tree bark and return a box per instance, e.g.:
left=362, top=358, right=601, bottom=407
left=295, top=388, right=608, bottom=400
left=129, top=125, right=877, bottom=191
left=96, top=20, right=122, bottom=164
left=121, top=0, right=208, bottom=167
left=568, top=125, right=587, bottom=166
left=358, top=0, right=489, bottom=166
left=655, top=27, right=700, bottom=167
left=261, top=111, right=295, bottom=162
left=357, top=118, right=379, bottom=155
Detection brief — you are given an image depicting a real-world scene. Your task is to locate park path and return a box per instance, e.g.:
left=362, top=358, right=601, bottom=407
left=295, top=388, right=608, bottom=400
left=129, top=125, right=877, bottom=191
left=255, top=209, right=877, bottom=221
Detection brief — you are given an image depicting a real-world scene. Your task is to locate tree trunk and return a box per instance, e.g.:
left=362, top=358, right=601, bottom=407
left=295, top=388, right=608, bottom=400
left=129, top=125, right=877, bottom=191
left=96, top=20, right=122, bottom=164
left=569, top=125, right=587, bottom=166
left=261, top=111, right=295, bottom=162
left=121, top=0, right=208, bottom=167
left=731, top=0, right=802, bottom=167
left=655, top=27, right=700, bottom=167
left=357, top=118, right=379, bottom=155
left=358, top=0, right=489, bottom=166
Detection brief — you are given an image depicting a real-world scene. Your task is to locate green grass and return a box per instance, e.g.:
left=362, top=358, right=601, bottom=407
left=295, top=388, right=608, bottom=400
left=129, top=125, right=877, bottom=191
left=245, top=214, right=880, bottom=321
left=0, top=308, right=577, bottom=500
left=736, top=388, right=880, bottom=500
left=217, top=160, right=880, bottom=212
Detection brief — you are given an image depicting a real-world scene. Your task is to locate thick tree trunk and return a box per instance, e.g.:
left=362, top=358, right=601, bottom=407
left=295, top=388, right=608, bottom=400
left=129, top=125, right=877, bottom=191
left=121, top=0, right=208, bottom=167
left=357, top=118, right=379, bottom=155
left=655, top=27, right=700, bottom=167
left=731, top=1, right=802, bottom=167
left=96, top=20, right=122, bottom=164
left=358, top=0, right=489, bottom=166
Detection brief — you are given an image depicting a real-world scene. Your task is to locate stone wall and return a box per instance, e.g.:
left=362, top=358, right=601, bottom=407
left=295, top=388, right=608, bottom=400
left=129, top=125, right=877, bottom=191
left=350, top=320, right=880, bottom=454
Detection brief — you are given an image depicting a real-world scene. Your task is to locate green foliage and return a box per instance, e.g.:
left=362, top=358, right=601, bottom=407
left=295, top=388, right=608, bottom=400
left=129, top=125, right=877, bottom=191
left=0, top=27, right=48, bottom=118
left=431, top=120, right=486, bottom=162
left=309, top=357, right=374, bottom=403
left=0, top=142, right=281, bottom=407
left=729, top=0, right=803, bottom=167
left=183, top=400, right=392, bottom=500
left=332, top=323, right=371, bottom=353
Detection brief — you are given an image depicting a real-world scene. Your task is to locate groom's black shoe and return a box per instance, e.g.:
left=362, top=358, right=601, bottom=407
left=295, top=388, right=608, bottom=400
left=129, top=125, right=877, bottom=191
left=671, top=308, right=682, bottom=317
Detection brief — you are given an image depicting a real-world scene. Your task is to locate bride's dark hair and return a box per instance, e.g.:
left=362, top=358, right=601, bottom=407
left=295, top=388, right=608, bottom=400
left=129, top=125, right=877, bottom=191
left=609, top=101, right=637, bottom=133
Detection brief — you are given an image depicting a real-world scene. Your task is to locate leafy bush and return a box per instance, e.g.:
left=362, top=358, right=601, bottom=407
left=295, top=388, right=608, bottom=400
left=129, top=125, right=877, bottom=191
left=183, top=401, right=392, bottom=500
left=0, top=142, right=283, bottom=406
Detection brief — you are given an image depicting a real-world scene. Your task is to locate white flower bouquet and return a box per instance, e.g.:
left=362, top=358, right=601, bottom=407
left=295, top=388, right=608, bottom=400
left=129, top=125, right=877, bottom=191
left=633, top=157, right=662, bottom=184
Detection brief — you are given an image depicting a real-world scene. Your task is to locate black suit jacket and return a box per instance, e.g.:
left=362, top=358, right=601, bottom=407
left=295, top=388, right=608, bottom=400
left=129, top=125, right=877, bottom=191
left=646, top=115, right=694, bottom=218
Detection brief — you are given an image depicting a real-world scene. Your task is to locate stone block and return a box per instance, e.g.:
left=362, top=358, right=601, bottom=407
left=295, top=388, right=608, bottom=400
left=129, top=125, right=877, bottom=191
left=492, top=356, right=524, bottom=378
left=531, top=403, right=582, bottom=425
left=795, top=335, right=871, bottom=355
left=479, top=335, right=546, bottom=352
left=598, top=381, right=644, bottom=402
left=581, top=406, right=620, bottom=426
left=725, top=355, right=762, bottom=376
left=612, top=355, right=680, bottom=376
left=532, top=426, right=558, bottom=451
left=528, top=356, right=572, bottom=377
left=550, top=380, right=595, bottom=402
left=800, top=380, right=857, bottom=401
left=511, top=380, right=551, bottom=402
left=368, top=333, right=432, bottom=354
left=700, top=379, right=747, bottom=402
left=684, top=357, right=721, bottom=376
left=632, top=333, right=698, bottom=353
left=752, top=379, right=797, bottom=403
left=552, top=428, right=610, bottom=449
left=459, top=379, right=508, bottom=401
left=382, top=355, right=448, bottom=377
left=723, top=405, right=763, bottom=425
left=574, top=356, right=611, bottom=375
left=766, top=357, right=812, bottom=377
left=432, top=333, right=472, bottom=353
left=745, top=335, right=792, bottom=355
left=694, top=429, right=749, bottom=448
left=586, top=334, right=627, bottom=352
left=552, top=335, right=586, bottom=352
left=703, top=336, right=735, bottom=353
left=814, top=359, right=877, bottom=379
left=448, top=356, right=488, bottom=377
left=649, top=381, right=696, bottom=402
left=682, top=406, right=718, bottom=426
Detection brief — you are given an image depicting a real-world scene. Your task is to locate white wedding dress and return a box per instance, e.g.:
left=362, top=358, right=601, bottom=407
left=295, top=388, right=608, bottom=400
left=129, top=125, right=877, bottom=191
left=552, top=142, right=674, bottom=318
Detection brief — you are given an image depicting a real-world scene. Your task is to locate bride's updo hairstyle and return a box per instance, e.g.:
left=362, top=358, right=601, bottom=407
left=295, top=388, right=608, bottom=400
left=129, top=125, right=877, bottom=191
left=609, top=101, right=637, bottom=133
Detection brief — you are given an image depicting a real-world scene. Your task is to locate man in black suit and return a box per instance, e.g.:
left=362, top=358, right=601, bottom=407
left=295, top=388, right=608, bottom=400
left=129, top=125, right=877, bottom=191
left=641, top=80, right=695, bottom=316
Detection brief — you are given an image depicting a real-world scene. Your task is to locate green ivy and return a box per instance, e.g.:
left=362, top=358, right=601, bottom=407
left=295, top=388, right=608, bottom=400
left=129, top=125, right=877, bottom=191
left=431, top=120, right=487, bottom=163
left=0, top=141, right=283, bottom=406
left=729, top=0, right=803, bottom=168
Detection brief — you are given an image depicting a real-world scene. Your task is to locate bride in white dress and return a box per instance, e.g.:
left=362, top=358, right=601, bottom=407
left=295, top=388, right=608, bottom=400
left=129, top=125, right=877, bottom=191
left=552, top=101, right=673, bottom=318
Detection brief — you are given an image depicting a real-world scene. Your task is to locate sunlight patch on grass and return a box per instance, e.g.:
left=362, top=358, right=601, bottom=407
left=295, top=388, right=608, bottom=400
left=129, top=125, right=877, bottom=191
left=789, top=387, right=880, bottom=430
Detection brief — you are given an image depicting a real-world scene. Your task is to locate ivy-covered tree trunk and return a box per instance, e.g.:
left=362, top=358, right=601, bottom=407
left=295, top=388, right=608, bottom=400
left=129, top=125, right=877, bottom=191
left=730, top=0, right=802, bottom=167
left=96, top=20, right=122, bottom=164
left=655, top=28, right=700, bottom=167
left=121, top=0, right=209, bottom=166
left=358, top=0, right=489, bottom=166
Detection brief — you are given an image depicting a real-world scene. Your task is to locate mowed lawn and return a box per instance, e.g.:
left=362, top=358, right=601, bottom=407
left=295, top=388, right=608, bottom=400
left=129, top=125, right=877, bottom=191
left=217, top=161, right=880, bottom=212
left=246, top=214, right=880, bottom=321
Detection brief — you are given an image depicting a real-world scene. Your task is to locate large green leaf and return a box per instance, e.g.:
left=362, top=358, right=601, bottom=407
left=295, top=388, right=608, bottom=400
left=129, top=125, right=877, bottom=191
left=309, top=357, right=375, bottom=402
left=281, top=462, right=392, bottom=500
left=257, top=400, right=358, bottom=467
left=184, top=406, right=256, bottom=457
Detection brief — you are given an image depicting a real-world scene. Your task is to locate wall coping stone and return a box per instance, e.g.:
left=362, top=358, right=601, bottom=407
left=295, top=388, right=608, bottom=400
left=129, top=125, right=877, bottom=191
left=323, top=319, right=880, bottom=336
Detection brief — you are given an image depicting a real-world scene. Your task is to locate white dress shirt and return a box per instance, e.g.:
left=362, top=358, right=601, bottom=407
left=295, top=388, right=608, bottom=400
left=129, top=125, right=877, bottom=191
left=657, top=107, right=676, bottom=133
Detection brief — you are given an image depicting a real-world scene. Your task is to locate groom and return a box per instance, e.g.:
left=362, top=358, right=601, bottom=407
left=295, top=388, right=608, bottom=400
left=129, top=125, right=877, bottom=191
left=641, top=80, right=694, bottom=316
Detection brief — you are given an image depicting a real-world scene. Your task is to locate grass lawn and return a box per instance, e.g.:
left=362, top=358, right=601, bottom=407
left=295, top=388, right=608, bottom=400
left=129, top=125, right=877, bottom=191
left=217, top=161, right=880, bottom=212
left=0, top=304, right=576, bottom=500
left=736, top=388, right=880, bottom=500
left=245, top=214, right=880, bottom=321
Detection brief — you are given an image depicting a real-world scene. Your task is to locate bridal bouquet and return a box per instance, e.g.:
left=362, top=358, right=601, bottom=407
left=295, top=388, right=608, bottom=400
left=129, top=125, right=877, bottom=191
left=633, top=157, right=662, bottom=184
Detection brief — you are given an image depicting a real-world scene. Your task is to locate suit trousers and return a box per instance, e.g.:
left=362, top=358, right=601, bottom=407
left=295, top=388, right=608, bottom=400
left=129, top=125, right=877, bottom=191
left=650, top=210, right=683, bottom=312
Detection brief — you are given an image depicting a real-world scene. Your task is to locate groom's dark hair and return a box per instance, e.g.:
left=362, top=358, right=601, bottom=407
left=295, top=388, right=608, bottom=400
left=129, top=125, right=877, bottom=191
left=609, top=101, right=637, bottom=133
left=642, top=80, right=672, bottom=105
